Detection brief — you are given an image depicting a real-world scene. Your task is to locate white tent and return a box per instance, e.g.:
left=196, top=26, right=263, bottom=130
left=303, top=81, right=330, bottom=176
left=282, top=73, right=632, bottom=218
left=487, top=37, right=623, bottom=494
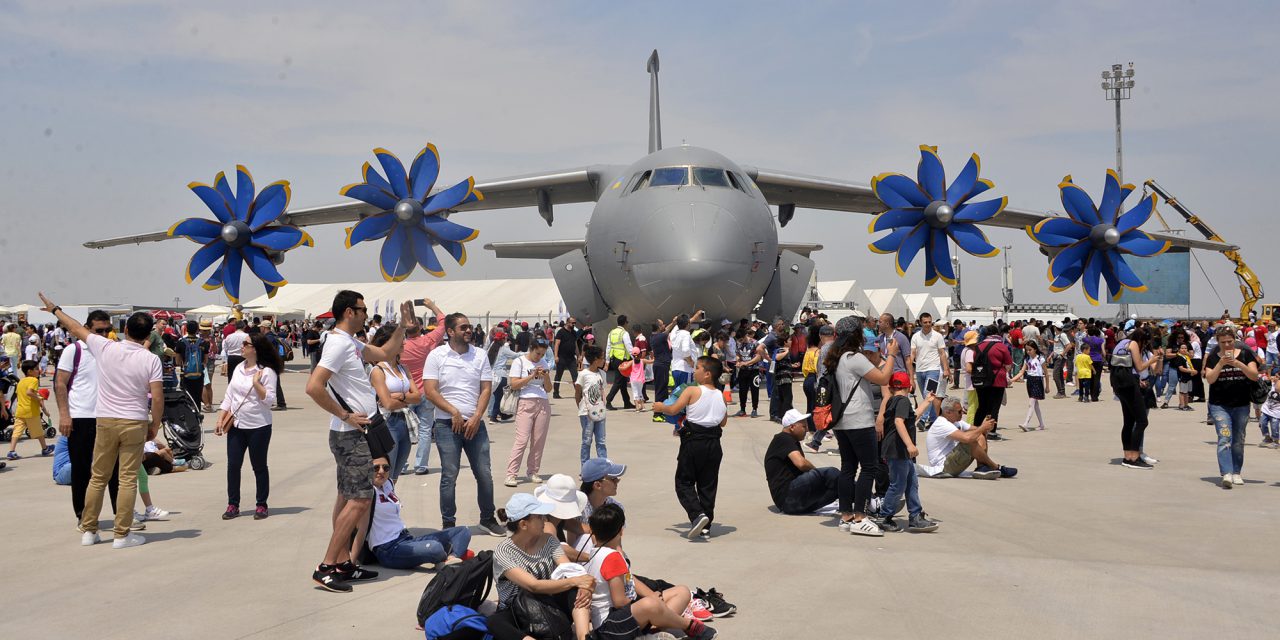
left=814, top=280, right=858, bottom=303
left=244, top=305, right=306, bottom=320
left=185, top=304, right=232, bottom=318
left=902, top=293, right=942, bottom=320
left=864, top=288, right=910, bottom=319
left=240, top=279, right=567, bottom=325
left=932, top=296, right=953, bottom=317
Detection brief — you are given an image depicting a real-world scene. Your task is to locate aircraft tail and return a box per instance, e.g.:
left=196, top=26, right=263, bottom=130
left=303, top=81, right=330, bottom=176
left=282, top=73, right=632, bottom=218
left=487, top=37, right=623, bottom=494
left=646, top=49, right=661, bottom=154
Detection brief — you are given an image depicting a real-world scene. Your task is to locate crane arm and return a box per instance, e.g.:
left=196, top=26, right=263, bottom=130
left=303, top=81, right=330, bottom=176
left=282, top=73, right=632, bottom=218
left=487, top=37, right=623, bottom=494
left=1145, top=179, right=1263, bottom=320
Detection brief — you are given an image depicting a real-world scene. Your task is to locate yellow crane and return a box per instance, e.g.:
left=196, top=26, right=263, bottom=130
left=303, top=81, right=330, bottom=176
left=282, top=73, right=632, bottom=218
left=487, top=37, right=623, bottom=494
left=1143, top=179, right=1268, bottom=322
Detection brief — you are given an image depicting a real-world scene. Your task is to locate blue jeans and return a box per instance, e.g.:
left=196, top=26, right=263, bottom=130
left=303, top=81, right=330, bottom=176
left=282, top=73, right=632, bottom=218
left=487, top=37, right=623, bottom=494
left=916, top=370, right=942, bottom=425
left=879, top=458, right=922, bottom=519
left=433, top=418, right=495, bottom=525
left=372, top=526, right=473, bottom=569
left=385, top=411, right=411, bottom=483
left=412, top=400, right=435, bottom=470
left=489, top=377, right=509, bottom=419
left=1260, top=414, right=1280, bottom=440
left=779, top=466, right=838, bottom=514
left=1160, top=366, right=1179, bottom=405
left=1209, top=404, right=1249, bottom=475
left=579, top=415, right=607, bottom=465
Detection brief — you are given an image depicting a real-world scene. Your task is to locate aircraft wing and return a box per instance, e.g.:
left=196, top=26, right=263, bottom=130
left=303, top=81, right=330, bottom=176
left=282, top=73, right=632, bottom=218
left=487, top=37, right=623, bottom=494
left=484, top=240, right=586, bottom=260
left=743, top=167, right=1239, bottom=253
left=83, top=165, right=627, bottom=249
left=778, top=242, right=824, bottom=257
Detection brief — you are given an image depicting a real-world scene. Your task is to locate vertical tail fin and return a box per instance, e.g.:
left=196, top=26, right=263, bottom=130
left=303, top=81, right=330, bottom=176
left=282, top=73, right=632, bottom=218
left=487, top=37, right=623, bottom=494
left=646, top=49, right=662, bottom=154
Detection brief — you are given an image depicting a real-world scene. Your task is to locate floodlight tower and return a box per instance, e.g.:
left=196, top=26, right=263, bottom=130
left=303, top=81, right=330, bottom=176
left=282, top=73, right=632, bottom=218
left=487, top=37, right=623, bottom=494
left=1102, top=62, right=1136, bottom=183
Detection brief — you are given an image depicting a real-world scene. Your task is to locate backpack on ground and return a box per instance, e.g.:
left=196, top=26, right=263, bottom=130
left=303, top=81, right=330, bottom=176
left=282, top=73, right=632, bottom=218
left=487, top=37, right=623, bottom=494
left=423, top=604, right=491, bottom=640
left=416, top=550, right=494, bottom=628
left=181, top=337, right=205, bottom=379
left=812, top=362, right=862, bottom=430
left=971, top=342, right=998, bottom=389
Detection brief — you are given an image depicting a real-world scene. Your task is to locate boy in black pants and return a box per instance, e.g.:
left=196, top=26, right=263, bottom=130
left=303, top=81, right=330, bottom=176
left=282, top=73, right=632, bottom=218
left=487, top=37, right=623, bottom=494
left=658, top=356, right=728, bottom=540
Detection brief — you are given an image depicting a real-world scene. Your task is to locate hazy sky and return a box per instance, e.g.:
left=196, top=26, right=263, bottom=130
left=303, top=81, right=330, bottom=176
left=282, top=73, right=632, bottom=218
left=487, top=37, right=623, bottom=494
left=3, top=0, right=1276, bottom=317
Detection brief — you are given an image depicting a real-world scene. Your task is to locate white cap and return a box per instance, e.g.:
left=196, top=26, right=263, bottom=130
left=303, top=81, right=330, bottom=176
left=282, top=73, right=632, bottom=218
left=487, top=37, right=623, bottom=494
left=781, top=408, right=811, bottom=428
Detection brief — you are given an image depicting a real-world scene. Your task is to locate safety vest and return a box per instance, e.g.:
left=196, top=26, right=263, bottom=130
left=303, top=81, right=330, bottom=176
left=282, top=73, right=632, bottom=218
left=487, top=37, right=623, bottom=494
left=608, top=326, right=629, bottom=361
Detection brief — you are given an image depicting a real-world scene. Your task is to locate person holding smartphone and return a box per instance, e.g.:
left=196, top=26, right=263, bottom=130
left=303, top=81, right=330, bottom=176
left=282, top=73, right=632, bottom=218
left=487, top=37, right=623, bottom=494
left=505, top=337, right=554, bottom=487
left=1205, top=325, right=1260, bottom=488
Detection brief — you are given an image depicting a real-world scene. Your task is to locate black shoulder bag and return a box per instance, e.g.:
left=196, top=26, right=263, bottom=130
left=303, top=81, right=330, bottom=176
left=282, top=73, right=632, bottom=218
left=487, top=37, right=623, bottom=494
left=329, top=383, right=394, bottom=459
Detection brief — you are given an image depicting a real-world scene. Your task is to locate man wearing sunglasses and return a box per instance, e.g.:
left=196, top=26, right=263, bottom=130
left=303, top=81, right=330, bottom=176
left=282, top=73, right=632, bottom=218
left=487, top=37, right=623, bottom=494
left=52, top=309, right=121, bottom=523
left=422, top=313, right=502, bottom=537
left=305, top=290, right=414, bottom=593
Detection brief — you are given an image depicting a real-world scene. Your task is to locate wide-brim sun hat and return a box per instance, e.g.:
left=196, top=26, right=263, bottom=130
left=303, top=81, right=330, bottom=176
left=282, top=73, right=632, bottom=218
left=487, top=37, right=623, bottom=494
left=534, top=474, right=589, bottom=519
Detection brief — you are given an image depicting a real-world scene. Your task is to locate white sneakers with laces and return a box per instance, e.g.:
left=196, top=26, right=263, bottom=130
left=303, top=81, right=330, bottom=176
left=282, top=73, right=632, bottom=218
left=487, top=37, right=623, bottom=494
left=843, top=517, right=883, bottom=537
left=112, top=533, right=146, bottom=549
left=1232, top=473, right=1244, bottom=486
left=145, top=505, right=169, bottom=520
left=81, top=532, right=100, bottom=546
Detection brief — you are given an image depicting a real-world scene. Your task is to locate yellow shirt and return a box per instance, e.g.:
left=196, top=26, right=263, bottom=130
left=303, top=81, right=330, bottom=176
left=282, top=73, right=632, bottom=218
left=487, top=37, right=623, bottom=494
left=15, top=376, right=40, bottom=418
left=802, top=347, right=819, bottom=376
left=1074, top=353, right=1094, bottom=379
left=1, top=332, right=19, bottom=358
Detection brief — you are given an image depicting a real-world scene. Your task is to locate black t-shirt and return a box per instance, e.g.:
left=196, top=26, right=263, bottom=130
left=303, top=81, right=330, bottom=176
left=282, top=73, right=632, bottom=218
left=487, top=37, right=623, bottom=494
left=880, top=394, right=917, bottom=460
left=554, top=328, right=578, bottom=360
left=651, top=331, right=671, bottom=365
left=1206, top=348, right=1258, bottom=408
left=764, top=432, right=802, bottom=508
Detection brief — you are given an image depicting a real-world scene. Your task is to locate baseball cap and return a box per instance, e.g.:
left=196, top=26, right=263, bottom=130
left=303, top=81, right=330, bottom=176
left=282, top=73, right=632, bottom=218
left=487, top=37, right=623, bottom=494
left=834, top=315, right=861, bottom=336
left=781, top=409, right=810, bottom=427
left=631, top=346, right=641, bottom=356
left=964, top=330, right=979, bottom=346
left=504, top=493, right=554, bottom=521
left=890, top=371, right=911, bottom=388
left=818, top=325, right=834, bottom=336
left=584, top=333, right=594, bottom=341
left=493, top=330, right=507, bottom=341
left=581, top=458, right=627, bottom=483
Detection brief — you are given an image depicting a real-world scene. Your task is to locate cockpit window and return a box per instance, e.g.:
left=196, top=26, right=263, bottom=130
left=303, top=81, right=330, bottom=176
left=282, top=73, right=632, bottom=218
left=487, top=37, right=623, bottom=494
left=628, top=170, right=651, bottom=194
left=693, top=167, right=731, bottom=188
left=649, top=167, right=689, bottom=187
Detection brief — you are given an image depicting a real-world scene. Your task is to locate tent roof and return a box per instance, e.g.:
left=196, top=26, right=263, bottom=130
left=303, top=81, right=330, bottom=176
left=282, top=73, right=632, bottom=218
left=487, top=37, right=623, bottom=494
left=863, top=288, right=909, bottom=319
left=240, top=279, right=567, bottom=322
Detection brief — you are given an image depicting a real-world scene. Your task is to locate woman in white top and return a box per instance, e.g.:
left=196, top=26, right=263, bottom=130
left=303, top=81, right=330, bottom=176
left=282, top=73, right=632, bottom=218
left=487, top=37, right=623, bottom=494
left=657, top=355, right=729, bottom=539
left=1011, top=341, right=1047, bottom=431
left=216, top=333, right=281, bottom=520
left=505, top=337, right=554, bottom=487
left=366, top=456, right=472, bottom=569
left=369, top=326, right=422, bottom=483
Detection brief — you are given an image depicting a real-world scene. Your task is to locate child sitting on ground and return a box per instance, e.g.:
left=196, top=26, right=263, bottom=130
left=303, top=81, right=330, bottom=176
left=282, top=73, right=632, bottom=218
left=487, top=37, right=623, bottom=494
left=7, top=360, right=52, bottom=460
left=586, top=503, right=716, bottom=639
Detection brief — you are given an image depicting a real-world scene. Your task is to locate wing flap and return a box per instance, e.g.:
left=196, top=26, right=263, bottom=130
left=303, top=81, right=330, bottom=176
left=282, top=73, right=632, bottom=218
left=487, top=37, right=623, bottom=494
left=484, top=240, right=586, bottom=260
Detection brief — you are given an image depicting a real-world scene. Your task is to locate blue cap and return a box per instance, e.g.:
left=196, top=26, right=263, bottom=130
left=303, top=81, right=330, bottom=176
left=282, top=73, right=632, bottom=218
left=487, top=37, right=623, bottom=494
left=505, top=493, right=554, bottom=521
left=581, top=458, right=627, bottom=483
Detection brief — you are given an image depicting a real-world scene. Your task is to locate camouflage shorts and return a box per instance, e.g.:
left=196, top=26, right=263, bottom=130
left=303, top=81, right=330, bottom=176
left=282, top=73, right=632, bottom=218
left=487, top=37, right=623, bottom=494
left=329, top=430, right=374, bottom=500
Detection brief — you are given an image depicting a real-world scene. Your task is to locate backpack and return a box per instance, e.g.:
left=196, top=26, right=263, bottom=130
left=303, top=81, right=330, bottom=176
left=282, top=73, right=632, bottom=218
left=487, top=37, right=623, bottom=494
left=416, top=550, right=494, bottom=627
left=812, top=357, right=863, bottom=430
left=423, top=604, right=491, bottom=640
left=181, top=337, right=205, bottom=379
left=971, top=342, right=998, bottom=389
left=1109, top=339, right=1137, bottom=391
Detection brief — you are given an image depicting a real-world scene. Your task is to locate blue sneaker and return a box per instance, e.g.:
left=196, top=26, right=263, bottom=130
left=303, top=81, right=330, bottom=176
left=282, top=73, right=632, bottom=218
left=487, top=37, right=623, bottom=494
left=42, top=445, right=54, bottom=457
left=6, top=451, right=19, bottom=461
left=999, top=465, right=1018, bottom=478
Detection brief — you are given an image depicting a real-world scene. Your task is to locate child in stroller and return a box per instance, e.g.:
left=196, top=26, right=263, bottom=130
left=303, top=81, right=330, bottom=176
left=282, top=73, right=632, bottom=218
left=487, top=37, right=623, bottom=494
left=162, top=386, right=208, bottom=470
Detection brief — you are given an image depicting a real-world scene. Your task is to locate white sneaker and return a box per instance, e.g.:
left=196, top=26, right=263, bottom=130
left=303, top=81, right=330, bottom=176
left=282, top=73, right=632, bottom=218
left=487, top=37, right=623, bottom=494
left=838, top=518, right=853, bottom=532
left=867, top=497, right=884, bottom=515
left=849, top=518, right=884, bottom=537
left=504, top=474, right=518, bottom=487
left=1222, top=474, right=1233, bottom=489
left=145, top=505, right=169, bottom=520
left=112, top=533, right=146, bottom=549
left=531, top=475, right=544, bottom=484
left=81, top=531, right=100, bottom=546
left=1140, top=453, right=1159, bottom=465
left=134, top=510, right=148, bottom=523
left=1232, top=473, right=1244, bottom=485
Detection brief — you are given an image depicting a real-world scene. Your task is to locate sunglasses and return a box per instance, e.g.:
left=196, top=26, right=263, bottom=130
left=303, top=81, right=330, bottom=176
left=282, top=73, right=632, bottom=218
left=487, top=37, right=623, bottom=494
left=454, top=324, right=473, bottom=332
left=353, top=306, right=368, bottom=314
left=373, top=463, right=391, bottom=472
left=93, top=328, right=111, bottom=335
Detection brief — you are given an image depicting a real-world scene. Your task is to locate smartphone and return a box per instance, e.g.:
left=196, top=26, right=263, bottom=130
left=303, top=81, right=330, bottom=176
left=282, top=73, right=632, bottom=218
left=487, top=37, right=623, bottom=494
left=924, top=377, right=940, bottom=395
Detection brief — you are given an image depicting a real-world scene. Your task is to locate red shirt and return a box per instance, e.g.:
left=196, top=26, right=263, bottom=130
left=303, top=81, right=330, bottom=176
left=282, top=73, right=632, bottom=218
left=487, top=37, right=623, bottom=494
left=1254, top=326, right=1268, bottom=349
left=979, top=338, right=1013, bottom=388
left=400, top=313, right=447, bottom=392
left=1008, top=328, right=1023, bottom=348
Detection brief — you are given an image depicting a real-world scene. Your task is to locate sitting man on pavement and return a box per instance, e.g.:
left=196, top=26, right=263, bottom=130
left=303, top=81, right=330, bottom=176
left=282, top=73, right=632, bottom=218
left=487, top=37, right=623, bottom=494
left=764, top=408, right=839, bottom=514
left=919, top=395, right=1017, bottom=480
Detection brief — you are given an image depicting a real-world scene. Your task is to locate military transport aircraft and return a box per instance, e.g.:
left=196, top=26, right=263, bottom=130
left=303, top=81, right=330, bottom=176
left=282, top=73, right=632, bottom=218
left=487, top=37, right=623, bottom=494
left=86, top=50, right=1230, bottom=335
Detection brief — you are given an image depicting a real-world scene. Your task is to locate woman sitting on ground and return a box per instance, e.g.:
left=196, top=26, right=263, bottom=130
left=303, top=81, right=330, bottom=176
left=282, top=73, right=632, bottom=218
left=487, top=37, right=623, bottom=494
left=487, top=494, right=594, bottom=640
left=535, top=473, right=590, bottom=561
left=365, top=457, right=472, bottom=569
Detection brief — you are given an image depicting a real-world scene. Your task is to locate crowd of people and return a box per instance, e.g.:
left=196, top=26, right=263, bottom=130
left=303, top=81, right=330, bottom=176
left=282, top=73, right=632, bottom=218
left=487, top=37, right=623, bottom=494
left=9, top=292, right=1280, bottom=638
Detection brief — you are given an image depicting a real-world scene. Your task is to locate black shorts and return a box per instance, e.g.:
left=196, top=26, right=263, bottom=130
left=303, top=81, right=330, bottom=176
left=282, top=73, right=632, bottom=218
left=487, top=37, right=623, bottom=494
left=594, top=603, right=642, bottom=640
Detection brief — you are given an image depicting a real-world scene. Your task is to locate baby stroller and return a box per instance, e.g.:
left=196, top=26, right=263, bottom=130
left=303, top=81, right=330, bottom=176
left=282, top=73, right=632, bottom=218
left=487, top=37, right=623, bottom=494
left=162, top=386, right=207, bottom=469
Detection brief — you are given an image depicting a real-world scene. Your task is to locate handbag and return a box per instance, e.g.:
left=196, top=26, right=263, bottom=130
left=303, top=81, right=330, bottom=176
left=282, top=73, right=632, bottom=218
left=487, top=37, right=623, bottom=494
left=328, top=383, right=394, bottom=459
left=509, top=591, right=573, bottom=640
left=499, top=385, right=519, bottom=416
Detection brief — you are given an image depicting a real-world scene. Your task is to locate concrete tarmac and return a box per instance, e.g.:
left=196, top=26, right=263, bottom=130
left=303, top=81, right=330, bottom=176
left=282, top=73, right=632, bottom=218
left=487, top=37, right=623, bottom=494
left=7, top=371, right=1280, bottom=639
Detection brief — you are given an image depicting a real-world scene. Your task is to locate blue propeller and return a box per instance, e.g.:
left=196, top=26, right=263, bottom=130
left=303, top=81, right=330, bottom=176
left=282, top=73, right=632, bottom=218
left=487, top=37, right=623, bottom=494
left=341, top=144, right=484, bottom=281
left=869, top=145, right=1006, bottom=285
left=1025, top=170, right=1170, bottom=304
left=168, top=165, right=313, bottom=303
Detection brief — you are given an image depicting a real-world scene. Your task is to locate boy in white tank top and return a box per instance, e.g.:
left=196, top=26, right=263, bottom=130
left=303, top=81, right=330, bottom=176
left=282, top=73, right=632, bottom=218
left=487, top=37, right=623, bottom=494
left=657, top=356, right=728, bottom=540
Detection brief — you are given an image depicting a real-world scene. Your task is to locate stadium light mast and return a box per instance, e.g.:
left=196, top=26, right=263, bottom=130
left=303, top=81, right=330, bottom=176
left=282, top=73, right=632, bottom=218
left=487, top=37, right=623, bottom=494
left=1102, top=62, right=1136, bottom=183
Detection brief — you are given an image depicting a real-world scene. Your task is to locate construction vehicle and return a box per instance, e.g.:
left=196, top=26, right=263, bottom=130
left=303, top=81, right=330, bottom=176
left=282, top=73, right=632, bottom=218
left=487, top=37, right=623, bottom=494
left=1144, top=179, right=1266, bottom=322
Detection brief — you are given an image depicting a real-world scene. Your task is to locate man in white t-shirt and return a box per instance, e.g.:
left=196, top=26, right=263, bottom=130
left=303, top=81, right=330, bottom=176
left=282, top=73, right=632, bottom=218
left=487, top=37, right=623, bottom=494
left=221, top=321, right=249, bottom=383
left=304, top=290, right=411, bottom=593
left=53, top=310, right=122, bottom=523
left=423, top=312, right=502, bottom=538
left=669, top=314, right=696, bottom=386
left=909, top=312, right=949, bottom=429
left=920, top=396, right=1012, bottom=479
left=40, top=294, right=163, bottom=550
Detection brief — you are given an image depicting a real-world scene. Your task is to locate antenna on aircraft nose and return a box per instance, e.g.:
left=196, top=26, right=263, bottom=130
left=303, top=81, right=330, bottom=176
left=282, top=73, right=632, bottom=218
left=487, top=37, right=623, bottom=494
left=646, top=49, right=662, bottom=154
